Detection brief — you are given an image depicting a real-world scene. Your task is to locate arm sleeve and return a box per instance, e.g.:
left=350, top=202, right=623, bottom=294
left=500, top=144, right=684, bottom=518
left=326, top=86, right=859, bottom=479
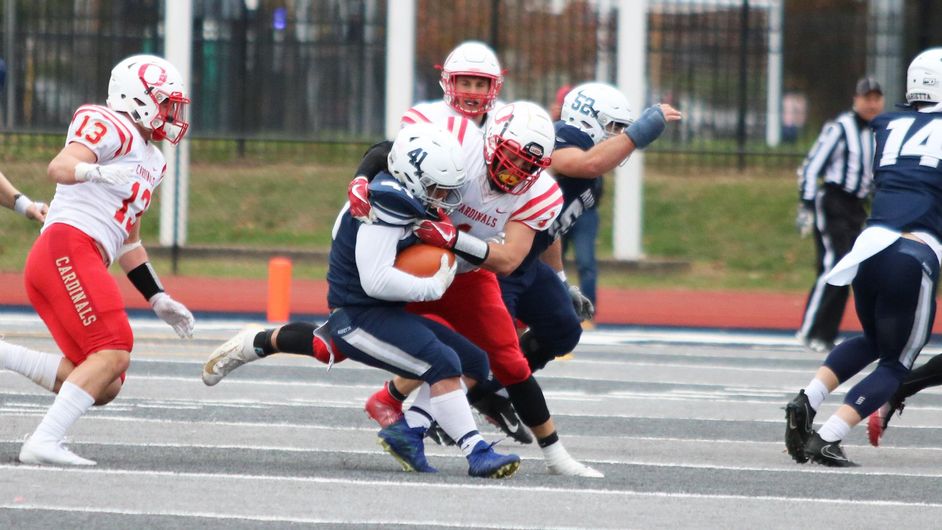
left=797, top=122, right=842, bottom=202
left=355, top=141, right=393, bottom=182
left=355, top=223, right=443, bottom=302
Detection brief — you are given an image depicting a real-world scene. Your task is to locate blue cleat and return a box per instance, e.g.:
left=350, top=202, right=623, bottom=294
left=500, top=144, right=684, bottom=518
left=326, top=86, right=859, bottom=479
left=466, top=441, right=520, bottom=479
left=377, top=418, right=437, bottom=473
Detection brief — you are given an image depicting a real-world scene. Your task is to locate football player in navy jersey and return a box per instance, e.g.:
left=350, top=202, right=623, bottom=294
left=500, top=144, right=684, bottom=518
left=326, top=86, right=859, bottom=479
left=465, top=83, right=682, bottom=405
left=785, top=48, right=942, bottom=466
left=202, top=125, right=521, bottom=479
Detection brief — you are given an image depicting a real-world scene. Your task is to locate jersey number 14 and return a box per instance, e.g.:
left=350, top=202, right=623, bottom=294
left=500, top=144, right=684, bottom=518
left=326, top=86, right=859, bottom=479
left=880, top=117, right=942, bottom=168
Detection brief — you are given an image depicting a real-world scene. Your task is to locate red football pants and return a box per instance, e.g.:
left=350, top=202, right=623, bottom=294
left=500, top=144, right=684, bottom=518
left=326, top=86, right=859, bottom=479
left=24, top=223, right=133, bottom=367
left=408, top=268, right=531, bottom=386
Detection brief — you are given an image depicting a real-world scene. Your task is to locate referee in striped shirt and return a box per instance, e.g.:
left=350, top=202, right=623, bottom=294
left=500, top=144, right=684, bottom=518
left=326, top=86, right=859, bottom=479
left=795, top=76, right=885, bottom=353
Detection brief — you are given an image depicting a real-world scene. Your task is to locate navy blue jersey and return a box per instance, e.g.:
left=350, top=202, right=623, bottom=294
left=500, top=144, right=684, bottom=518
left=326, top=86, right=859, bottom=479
left=517, top=122, right=602, bottom=270
left=869, top=111, right=942, bottom=239
left=326, top=172, right=424, bottom=308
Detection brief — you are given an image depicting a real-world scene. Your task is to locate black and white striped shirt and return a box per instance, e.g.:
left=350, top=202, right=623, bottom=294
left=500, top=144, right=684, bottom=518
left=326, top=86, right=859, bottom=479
left=797, top=111, right=874, bottom=201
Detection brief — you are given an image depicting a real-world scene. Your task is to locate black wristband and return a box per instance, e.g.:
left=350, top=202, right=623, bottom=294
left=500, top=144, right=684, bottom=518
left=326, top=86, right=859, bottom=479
left=355, top=141, right=393, bottom=181
left=127, top=262, right=164, bottom=301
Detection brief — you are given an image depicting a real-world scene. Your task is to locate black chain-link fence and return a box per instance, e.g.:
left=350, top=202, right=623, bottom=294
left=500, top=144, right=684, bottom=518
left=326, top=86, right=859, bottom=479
left=0, top=0, right=933, bottom=173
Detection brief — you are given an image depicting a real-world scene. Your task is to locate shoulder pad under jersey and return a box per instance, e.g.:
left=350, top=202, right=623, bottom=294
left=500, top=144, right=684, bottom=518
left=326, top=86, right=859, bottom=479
left=554, top=121, right=595, bottom=151
left=369, top=172, right=426, bottom=226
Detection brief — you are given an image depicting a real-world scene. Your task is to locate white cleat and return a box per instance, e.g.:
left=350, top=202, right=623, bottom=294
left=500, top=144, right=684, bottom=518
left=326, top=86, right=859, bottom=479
left=202, top=328, right=263, bottom=386
left=547, top=457, right=604, bottom=478
left=19, top=436, right=96, bottom=466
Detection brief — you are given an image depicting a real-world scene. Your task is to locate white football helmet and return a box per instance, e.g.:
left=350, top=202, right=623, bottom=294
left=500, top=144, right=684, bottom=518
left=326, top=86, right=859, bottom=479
left=906, top=48, right=942, bottom=106
left=561, top=82, right=633, bottom=145
left=439, top=41, right=504, bottom=118
left=387, top=124, right=466, bottom=213
left=484, top=101, right=555, bottom=195
left=107, top=54, right=190, bottom=144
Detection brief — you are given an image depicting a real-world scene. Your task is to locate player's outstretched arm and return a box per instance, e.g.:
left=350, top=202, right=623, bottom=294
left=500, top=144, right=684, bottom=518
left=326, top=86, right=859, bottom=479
left=117, top=223, right=195, bottom=339
left=0, top=170, right=47, bottom=222
left=552, top=103, right=682, bottom=179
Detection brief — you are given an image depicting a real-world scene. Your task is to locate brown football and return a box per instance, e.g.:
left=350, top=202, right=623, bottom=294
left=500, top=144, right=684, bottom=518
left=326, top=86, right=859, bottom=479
left=394, top=244, right=456, bottom=277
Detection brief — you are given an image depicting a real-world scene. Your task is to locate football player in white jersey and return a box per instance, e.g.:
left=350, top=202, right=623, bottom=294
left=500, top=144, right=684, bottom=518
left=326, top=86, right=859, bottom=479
left=348, top=41, right=504, bottom=222
left=9, top=54, right=195, bottom=466
left=403, top=40, right=504, bottom=129
left=0, top=170, right=48, bottom=222
left=350, top=101, right=604, bottom=477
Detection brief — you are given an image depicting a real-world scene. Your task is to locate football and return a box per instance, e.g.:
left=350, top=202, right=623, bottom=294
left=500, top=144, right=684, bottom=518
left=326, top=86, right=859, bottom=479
left=394, top=243, right=455, bottom=277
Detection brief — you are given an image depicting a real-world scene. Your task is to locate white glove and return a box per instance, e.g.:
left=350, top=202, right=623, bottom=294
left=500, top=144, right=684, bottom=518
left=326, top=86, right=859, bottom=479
left=567, top=284, right=596, bottom=321
left=795, top=203, right=814, bottom=238
left=149, top=292, right=195, bottom=339
left=426, top=254, right=457, bottom=300
left=74, top=162, right=136, bottom=185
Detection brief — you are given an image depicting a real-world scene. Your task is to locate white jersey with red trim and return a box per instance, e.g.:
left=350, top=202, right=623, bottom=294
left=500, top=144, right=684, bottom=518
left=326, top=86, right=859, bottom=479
left=452, top=171, right=563, bottom=273
left=43, top=104, right=166, bottom=264
left=401, top=100, right=562, bottom=273
left=401, top=99, right=506, bottom=133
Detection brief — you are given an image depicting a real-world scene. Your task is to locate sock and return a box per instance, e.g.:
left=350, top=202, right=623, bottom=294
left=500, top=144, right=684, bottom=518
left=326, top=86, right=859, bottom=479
left=540, top=436, right=573, bottom=465
left=430, top=389, right=483, bottom=456
left=386, top=380, right=408, bottom=402
left=31, top=381, right=95, bottom=442
left=404, top=383, right=432, bottom=430
left=253, top=329, right=277, bottom=356
left=0, top=339, right=62, bottom=392
left=817, top=416, right=851, bottom=442
left=804, top=378, right=829, bottom=411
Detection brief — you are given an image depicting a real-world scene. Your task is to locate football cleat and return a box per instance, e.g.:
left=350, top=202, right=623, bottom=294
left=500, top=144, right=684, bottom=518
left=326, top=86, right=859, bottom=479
left=425, top=421, right=456, bottom=446
left=546, top=456, right=604, bottom=478
left=804, top=432, right=858, bottom=467
left=19, top=435, right=96, bottom=466
left=784, top=389, right=815, bottom=464
left=466, top=441, right=520, bottom=479
left=867, top=398, right=905, bottom=447
left=472, top=393, right=534, bottom=445
left=377, top=417, right=437, bottom=473
left=364, top=382, right=405, bottom=428
left=202, top=328, right=262, bottom=386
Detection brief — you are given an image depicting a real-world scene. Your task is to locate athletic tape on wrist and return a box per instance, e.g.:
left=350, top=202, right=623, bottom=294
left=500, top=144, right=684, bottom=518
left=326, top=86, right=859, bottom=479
left=452, top=231, right=489, bottom=266
left=13, top=194, right=32, bottom=217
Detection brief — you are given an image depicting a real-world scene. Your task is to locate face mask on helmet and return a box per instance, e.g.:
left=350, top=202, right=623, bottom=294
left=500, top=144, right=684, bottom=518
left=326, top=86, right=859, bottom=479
left=387, top=124, right=467, bottom=213
left=107, top=55, right=191, bottom=144
left=442, top=74, right=500, bottom=117
left=561, top=83, right=633, bottom=145
left=151, top=92, right=190, bottom=144
left=438, top=41, right=504, bottom=118
left=484, top=101, right=555, bottom=194
left=487, top=137, right=551, bottom=195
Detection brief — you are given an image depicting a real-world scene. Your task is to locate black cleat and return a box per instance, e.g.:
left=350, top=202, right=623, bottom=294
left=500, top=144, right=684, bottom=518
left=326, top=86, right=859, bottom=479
left=472, top=394, right=533, bottom=445
left=425, top=421, right=456, bottom=446
left=804, top=432, right=858, bottom=467
left=784, top=389, right=816, bottom=464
